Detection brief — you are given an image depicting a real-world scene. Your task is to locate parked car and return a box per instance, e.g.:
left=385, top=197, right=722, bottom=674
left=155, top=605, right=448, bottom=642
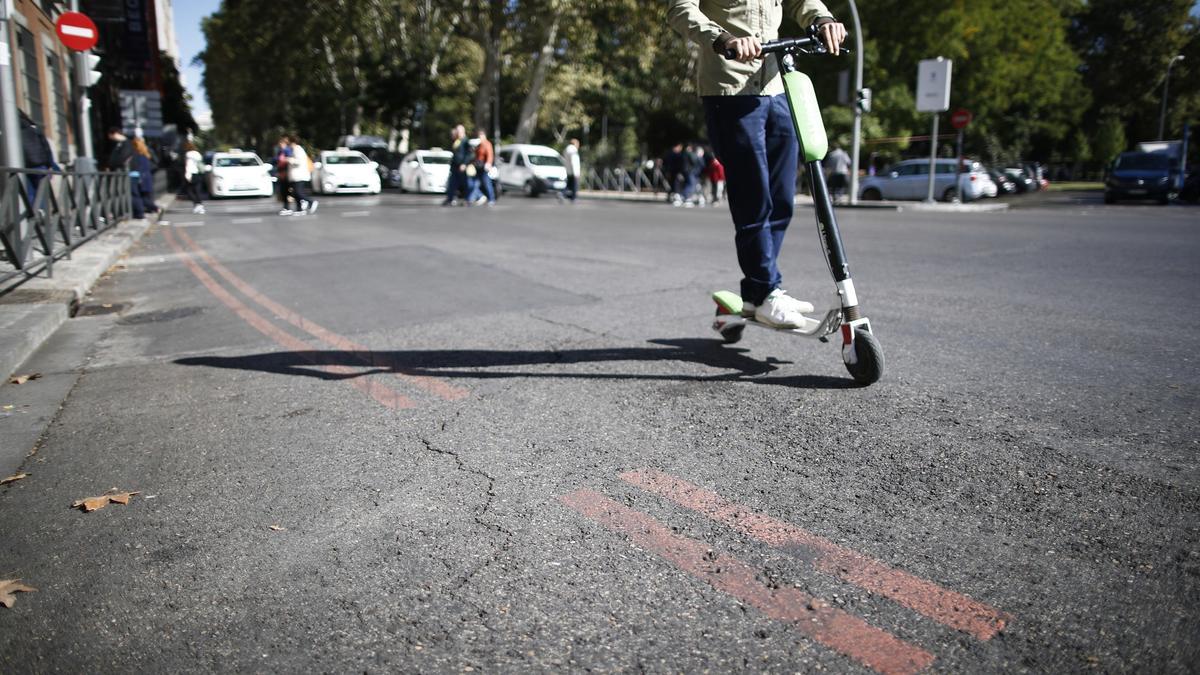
left=987, top=167, right=1018, bottom=195
left=205, top=150, right=273, bottom=198
left=1104, top=152, right=1176, bottom=204
left=858, top=158, right=994, bottom=202
left=311, top=149, right=382, bottom=195
left=1002, top=167, right=1036, bottom=193
left=497, top=144, right=567, bottom=197
left=336, top=135, right=397, bottom=187
left=398, top=149, right=453, bottom=194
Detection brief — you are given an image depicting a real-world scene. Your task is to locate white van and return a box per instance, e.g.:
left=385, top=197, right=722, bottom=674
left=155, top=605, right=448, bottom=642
left=497, top=144, right=567, bottom=197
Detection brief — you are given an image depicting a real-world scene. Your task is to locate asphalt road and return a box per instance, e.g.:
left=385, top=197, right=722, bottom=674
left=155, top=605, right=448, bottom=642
left=1, top=190, right=1197, bottom=673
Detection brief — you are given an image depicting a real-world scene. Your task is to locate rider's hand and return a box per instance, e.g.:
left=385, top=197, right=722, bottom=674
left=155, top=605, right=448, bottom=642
left=725, top=36, right=762, bottom=63
left=817, top=21, right=848, bottom=55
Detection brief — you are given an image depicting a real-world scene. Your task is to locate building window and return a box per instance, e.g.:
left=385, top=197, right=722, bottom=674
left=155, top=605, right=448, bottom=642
left=46, top=52, right=71, bottom=161
left=16, top=27, right=44, bottom=128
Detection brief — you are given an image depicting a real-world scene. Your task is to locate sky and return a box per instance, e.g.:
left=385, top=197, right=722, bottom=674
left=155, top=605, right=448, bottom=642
left=172, top=0, right=222, bottom=126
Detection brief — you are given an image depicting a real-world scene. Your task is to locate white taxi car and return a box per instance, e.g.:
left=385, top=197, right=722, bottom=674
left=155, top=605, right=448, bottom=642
left=206, top=150, right=273, bottom=198
left=312, top=149, right=382, bottom=195
left=398, top=149, right=452, bottom=193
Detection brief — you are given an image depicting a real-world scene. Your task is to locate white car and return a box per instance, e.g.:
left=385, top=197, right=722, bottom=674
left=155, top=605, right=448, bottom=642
left=312, top=149, right=382, bottom=195
left=497, top=144, right=567, bottom=197
left=399, top=149, right=452, bottom=193
left=206, top=151, right=273, bottom=198
left=858, top=158, right=997, bottom=202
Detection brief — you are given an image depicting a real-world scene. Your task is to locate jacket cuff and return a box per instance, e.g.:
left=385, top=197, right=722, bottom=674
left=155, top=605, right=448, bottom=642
left=712, top=31, right=736, bottom=54
left=814, top=16, right=836, bottom=26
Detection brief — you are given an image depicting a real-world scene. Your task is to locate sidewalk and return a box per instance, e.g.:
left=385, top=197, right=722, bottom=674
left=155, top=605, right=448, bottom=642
left=0, top=197, right=170, bottom=382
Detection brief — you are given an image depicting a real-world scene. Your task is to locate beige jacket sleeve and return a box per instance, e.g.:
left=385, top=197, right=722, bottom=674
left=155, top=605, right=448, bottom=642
left=785, top=0, right=835, bottom=28
left=666, top=0, right=726, bottom=51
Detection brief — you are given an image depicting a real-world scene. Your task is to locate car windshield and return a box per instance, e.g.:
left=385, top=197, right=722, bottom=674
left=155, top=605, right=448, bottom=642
left=421, top=155, right=451, bottom=165
left=215, top=157, right=260, bottom=167
left=527, top=154, right=563, bottom=167
left=325, top=155, right=368, bottom=165
left=1115, top=154, right=1169, bottom=171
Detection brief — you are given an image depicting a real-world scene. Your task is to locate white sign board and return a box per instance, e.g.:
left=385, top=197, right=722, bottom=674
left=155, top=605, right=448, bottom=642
left=119, top=89, right=164, bottom=137
left=916, top=58, right=952, bottom=113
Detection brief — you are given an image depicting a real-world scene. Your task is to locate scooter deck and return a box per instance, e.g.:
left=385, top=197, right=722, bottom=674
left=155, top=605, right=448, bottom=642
left=711, top=290, right=841, bottom=338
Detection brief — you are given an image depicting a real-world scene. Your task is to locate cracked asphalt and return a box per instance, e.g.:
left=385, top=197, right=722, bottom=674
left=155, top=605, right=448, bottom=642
left=0, top=191, right=1197, bottom=672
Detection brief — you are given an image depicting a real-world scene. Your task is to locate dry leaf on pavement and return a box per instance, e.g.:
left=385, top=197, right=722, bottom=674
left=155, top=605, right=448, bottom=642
left=269, top=525, right=285, bottom=531
left=0, top=580, right=36, bottom=608
left=8, top=373, right=42, bottom=385
left=0, top=473, right=29, bottom=485
left=72, top=491, right=140, bottom=512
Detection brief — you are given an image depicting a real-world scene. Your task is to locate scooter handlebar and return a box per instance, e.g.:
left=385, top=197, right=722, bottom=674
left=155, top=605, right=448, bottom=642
left=721, top=25, right=850, bottom=60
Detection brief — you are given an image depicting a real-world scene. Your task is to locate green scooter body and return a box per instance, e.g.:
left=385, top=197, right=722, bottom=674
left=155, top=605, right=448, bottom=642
left=782, top=70, right=828, bottom=163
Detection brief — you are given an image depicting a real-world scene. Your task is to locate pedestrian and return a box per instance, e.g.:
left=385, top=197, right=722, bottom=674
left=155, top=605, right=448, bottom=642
left=662, top=143, right=684, bottom=203
left=272, top=136, right=292, bottom=209
left=445, top=124, right=478, bottom=206
left=825, top=142, right=851, bottom=203
left=474, top=128, right=496, bottom=205
left=105, top=128, right=146, bottom=218
left=676, top=143, right=702, bottom=206
left=283, top=135, right=317, bottom=216
left=19, top=110, right=58, bottom=207
left=704, top=152, right=726, bottom=205
left=131, top=137, right=159, bottom=218
left=667, top=0, right=846, bottom=328
left=182, top=141, right=205, bottom=214
left=562, top=138, right=581, bottom=202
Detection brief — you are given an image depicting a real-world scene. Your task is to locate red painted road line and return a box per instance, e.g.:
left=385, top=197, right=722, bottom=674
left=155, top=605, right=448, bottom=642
left=619, top=469, right=1010, bottom=640
left=163, top=228, right=417, bottom=410
left=560, top=489, right=935, bottom=675
left=173, top=229, right=468, bottom=402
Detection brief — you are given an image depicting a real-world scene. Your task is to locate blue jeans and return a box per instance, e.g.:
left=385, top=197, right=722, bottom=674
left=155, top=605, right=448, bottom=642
left=703, top=94, right=798, bottom=305
left=479, top=172, right=496, bottom=202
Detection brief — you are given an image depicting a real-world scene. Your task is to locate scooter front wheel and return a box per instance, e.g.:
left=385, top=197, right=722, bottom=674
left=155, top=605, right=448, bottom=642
left=844, top=328, right=884, bottom=385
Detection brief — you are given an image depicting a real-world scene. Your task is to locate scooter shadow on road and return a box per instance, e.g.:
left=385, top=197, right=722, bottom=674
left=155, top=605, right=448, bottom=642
left=174, top=338, right=857, bottom=389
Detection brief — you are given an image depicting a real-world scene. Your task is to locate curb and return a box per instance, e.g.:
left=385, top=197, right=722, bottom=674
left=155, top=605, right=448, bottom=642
left=0, top=196, right=171, bottom=381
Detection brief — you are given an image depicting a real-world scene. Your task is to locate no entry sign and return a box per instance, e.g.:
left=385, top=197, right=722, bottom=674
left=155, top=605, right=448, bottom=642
left=951, top=108, right=973, bottom=130
left=55, top=12, right=99, bottom=52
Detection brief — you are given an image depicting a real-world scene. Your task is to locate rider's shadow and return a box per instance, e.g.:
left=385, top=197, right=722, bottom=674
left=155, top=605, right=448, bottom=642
left=175, top=338, right=856, bottom=389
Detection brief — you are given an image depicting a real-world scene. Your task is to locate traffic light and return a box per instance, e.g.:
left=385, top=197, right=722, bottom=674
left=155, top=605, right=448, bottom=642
left=856, top=88, right=872, bottom=114
left=77, top=52, right=101, bottom=88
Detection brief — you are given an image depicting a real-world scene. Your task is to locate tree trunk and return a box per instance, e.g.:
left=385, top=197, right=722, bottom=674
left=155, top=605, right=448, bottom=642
left=514, top=15, right=560, bottom=144
left=472, top=1, right=504, bottom=133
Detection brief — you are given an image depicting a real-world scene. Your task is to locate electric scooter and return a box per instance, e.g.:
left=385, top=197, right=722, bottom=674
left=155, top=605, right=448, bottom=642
left=710, top=27, right=883, bottom=386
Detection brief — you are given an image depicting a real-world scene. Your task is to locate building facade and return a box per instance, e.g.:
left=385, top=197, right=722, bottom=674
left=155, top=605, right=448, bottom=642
left=7, top=0, right=82, bottom=163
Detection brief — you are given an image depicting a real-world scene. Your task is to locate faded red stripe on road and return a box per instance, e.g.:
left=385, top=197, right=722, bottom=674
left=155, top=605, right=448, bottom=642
left=560, top=489, right=934, bottom=675
left=619, top=469, right=1010, bottom=640
left=173, top=229, right=468, bottom=402
left=163, top=228, right=417, bottom=409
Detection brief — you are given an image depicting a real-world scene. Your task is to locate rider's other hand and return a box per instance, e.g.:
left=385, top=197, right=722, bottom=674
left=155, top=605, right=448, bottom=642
left=819, top=22, right=847, bottom=55
left=727, top=36, right=762, bottom=63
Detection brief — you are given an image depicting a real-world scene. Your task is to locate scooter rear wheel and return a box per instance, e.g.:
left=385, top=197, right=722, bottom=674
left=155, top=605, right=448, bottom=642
left=844, top=328, right=884, bottom=385
left=719, top=324, right=745, bottom=344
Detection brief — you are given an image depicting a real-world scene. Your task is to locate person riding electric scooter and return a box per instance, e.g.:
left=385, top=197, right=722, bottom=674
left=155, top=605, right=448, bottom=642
left=669, top=1, right=884, bottom=384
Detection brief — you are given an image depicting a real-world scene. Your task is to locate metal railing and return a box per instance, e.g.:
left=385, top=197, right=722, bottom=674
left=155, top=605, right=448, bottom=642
left=581, top=166, right=673, bottom=194
left=0, top=166, right=132, bottom=287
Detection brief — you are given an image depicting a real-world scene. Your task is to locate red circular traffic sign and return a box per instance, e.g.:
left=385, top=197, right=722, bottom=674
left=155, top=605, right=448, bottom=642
left=55, top=12, right=99, bottom=52
left=950, top=109, right=973, bottom=130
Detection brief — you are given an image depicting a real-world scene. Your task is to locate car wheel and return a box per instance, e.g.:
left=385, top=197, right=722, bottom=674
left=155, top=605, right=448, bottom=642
left=861, top=187, right=882, bottom=201
left=1104, top=192, right=1116, bottom=204
left=524, top=180, right=538, bottom=198
left=942, top=187, right=959, bottom=203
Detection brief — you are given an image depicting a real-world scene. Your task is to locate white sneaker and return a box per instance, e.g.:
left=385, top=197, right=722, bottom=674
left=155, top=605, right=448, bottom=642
left=754, top=289, right=815, bottom=328
left=307, top=200, right=319, bottom=214
left=192, top=204, right=203, bottom=214
left=279, top=209, right=294, bottom=216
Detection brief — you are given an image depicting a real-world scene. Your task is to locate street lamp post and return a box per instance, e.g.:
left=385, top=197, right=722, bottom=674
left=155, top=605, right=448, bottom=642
left=847, top=0, right=864, bottom=205
left=1159, top=55, right=1185, bottom=141
left=0, top=0, right=24, bottom=170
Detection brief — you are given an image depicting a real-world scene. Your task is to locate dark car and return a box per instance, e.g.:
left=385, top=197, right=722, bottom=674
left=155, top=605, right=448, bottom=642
left=1105, top=152, right=1176, bottom=204
left=1180, top=165, right=1198, bottom=204
left=1002, top=167, right=1036, bottom=193
left=987, top=167, right=1017, bottom=195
